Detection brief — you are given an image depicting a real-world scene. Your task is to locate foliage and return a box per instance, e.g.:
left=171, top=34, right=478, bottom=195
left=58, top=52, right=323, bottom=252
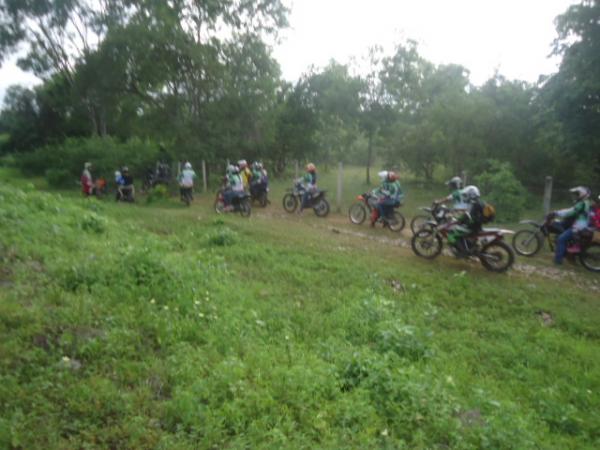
left=0, top=177, right=599, bottom=448
left=17, top=136, right=161, bottom=180
left=145, top=184, right=170, bottom=204
left=475, top=160, right=529, bottom=222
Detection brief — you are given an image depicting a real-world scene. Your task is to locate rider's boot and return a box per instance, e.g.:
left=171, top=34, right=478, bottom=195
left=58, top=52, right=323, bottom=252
left=370, top=209, right=378, bottom=227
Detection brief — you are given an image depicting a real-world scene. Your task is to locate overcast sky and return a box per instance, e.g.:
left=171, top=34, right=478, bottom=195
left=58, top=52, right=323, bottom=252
left=0, top=0, right=579, bottom=103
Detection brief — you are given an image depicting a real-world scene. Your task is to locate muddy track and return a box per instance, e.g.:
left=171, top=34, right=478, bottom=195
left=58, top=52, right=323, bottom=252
left=252, top=207, right=600, bottom=292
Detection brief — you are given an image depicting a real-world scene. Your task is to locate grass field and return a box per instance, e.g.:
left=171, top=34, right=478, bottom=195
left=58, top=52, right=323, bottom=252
left=1, top=170, right=598, bottom=449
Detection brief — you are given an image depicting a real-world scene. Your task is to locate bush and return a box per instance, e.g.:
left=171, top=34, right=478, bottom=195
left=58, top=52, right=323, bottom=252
left=474, top=160, right=528, bottom=222
left=146, top=184, right=170, bottom=203
left=45, top=168, right=74, bottom=187
left=17, top=136, right=161, bottom=182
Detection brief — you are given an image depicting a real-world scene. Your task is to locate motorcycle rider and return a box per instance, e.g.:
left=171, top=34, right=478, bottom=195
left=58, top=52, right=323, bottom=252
left=435, top=176, right=468, bottom=210
left=178, top=161, right=197, bottom=200
left=250, top=161, right=267, bottom=197
left=117, top=166, right=135, bottom=201
left=447, top=185, right=484, bottom=256
left=238, top=160, right=252, bottom=191
left=551, top=186, right=592, bottom=265
left=299, top=163, right=317, bottom=213
left=81, top=162, right=94, bottom=196
left=223, top=164, right=245, bottom=210
left=371, top=171, right=403, bottom=226
left=590, top=194, right=600, bottom=230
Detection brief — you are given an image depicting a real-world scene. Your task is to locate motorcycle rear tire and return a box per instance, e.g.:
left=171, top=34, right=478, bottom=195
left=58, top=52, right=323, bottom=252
left=239, top=199, right=252, bottom=217
left=388, top=212, right=406, bottom=232
left=479, top=241, right=514, bottom=273
left=579, top=243, right=600, bottom=272
left=313, top=198, right=330, bottom=217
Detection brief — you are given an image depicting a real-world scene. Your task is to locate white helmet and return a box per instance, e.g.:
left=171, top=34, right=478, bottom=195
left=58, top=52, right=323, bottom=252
left=238, top=159, right=247, bottom=168
left=446, top=176, right=463, bottom=190
left=463, top=185, right=480, bottom=201
left=184, top=162, right=192, bottom=170
left=226, top=164, right=236, bottom=173
left=378, top=170, right=388, bottom=182
left=569, top=186, right=590, bottom=203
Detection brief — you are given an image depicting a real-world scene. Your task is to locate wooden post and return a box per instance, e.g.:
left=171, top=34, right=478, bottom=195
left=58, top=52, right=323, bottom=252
left=461, top=170, right=467, bottom=187
left=543, top=176, right=553, bottom=215
left=294, top=160, right=299, bottom=179
left=336, top=162, right=343, bottom=213
left=202, top=160, right=207, bottom=193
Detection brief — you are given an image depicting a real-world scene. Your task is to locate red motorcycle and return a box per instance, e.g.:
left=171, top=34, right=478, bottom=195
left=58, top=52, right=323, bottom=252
left=411, top=219, right=515, bottom=272
left=348, top=192, right=406, bottom=232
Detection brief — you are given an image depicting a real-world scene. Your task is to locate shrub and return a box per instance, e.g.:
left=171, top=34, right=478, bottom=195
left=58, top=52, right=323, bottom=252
left=206, top=227, right=238, bottom=247
left=146, top=184, right=170, bottom=203
left=45, top=168, right=74, bottom=188
left=474, top=160, right=528, bottom=222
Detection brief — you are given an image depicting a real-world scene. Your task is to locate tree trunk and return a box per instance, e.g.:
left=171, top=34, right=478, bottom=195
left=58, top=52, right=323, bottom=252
left=366, top=132, right=373, bottom=185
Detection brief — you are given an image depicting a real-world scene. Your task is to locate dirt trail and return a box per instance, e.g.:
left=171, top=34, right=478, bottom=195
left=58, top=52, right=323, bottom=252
left=251, top=206, right=600, bottom=293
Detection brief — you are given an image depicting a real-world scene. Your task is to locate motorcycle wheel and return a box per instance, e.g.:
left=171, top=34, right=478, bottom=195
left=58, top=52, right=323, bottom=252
left=283, top=194, right=297, bottom=213
left=348, top=203, right=367, bottom=225
left=259, top=192, right=268, bottom=207
left=214, top=196, right=225, bottom=214
left=184, top=192, right=191, bottom=207
left=579, top=243, right=600, bottom=272
left=411, top=229, right=442, bottom=259
left=313, top=198, right=330, bottom=217
left=388, top=212, right=406, bottom=232
left=479, top=241, right=514, bottom=273
left=239, top=199, right=252, bottom=217
left=410, top=215, right=431, bottom=234
left=512, top=229, right=542, bottom=256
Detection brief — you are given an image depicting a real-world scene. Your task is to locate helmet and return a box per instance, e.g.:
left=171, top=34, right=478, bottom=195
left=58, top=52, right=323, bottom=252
left=226, top=164, right=236, bottom=173
left=569, top=186, right=590, bottom=203
left=253, top=161, right=262, bottom=169
left=238, top=159, right=247, bottom=168
left=387, top=171, right=398, bottom=181
left=463, top=185, right=480, bottom=201
left=306, top=163, right=316, bottom=172
left=114, top=170, right=121, bottom=177
left=84, top=162, right=92, bottom=169
left=184, top=162, right=192, bottom=170
left=122, top=166, right=129, bottom=172
left=378, top=170, right=388, bottom=181
left=446, top=176, right=463, bottom=190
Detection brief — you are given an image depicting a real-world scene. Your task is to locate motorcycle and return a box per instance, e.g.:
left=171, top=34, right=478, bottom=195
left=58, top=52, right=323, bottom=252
left=348, top=192, right=405, bottom=232
left=214, top=189, right=251, bottom=217
left=411, top=219, right=515, bottom=272
left=410, top=203, right=452, bottom=234
left=250, top=182, right=270, bottom=207
left=116, top=186, right=135, bottom=203
left=282, top=181, right=330, bottom=217
left=513, top=216, right=600, bottom=272
left=180, top=186, right=193, bottom=206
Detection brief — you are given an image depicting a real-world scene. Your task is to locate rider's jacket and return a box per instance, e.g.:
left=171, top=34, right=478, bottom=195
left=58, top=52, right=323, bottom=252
left=227, top=173, right=244, bottom=192
left=445, top=189, right=468, bottom=210
left=178, top=169, right=196, bottom=188
left=374, top=180, right=403, bottom=203
left=240, top=167, right=252, bottom=189
left=556, top=200, right=591, bottom=231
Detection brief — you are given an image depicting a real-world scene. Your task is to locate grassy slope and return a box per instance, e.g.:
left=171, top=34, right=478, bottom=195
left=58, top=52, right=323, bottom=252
left=0, top=177, right=598, bottom=449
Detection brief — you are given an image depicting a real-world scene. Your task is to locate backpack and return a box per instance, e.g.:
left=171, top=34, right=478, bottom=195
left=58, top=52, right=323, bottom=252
left=482, top=201, right=496, bottom=223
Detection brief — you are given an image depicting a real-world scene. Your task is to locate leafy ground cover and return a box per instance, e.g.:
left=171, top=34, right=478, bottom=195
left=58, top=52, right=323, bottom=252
left=0, top=177, right=598, bottom=449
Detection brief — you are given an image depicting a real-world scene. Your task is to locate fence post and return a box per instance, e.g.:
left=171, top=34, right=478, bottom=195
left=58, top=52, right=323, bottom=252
left=294, top=160, right=299, bottom=179
left=543, top=176, right=553, bottom=215
left=202, top=160, right=207, bottom=193
left=461, top=170, right=467, bottom=187
left=337, top=162, right=343, bottom=213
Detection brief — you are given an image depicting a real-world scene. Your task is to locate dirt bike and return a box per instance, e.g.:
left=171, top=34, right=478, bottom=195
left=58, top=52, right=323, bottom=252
left=180, top=187, right=193, bottom=206
left=250, top=182, right=269, bottom=207
left=411, top=219, right=515, bottom=272
left=116, top=186, right=135, bottom=203
left=410, top=203, right=452, bottom=234
left=214, top=190, right=251, bottom=217
left=282, top=182, right=330, bottom=217
left=513, top=216, right=600, bottom=272
left=348, top=192, right=405, bottom=232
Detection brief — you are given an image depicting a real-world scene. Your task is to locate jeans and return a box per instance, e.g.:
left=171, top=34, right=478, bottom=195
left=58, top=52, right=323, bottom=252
left=555, top=228, right=574, bottom=264
left=377, top=198, right=396, bottom=219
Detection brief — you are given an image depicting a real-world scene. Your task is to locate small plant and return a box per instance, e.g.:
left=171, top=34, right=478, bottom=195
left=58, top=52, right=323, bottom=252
left=206, top=227, right=238, bottom=246
left=146, top=184, right=170, bottom=203
left=80, top=212, right=107, bottom=233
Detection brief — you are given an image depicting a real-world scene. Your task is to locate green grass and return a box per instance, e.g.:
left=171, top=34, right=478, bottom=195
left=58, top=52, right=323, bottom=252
left=1, top=172, right=599, bottom=449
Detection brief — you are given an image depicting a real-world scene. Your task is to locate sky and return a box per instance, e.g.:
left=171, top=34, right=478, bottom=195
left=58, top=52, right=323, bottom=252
left=0, top=0, right=579, bottom=103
